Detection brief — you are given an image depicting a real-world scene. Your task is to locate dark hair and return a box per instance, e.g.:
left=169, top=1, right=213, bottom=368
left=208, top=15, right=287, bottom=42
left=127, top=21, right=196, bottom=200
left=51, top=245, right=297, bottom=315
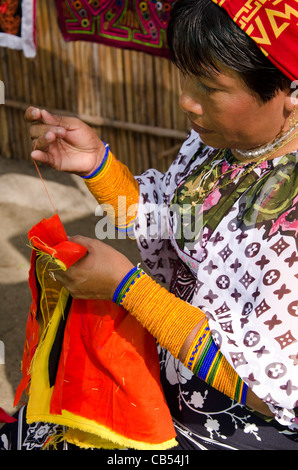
left=167, top=0, right=291, bottom=102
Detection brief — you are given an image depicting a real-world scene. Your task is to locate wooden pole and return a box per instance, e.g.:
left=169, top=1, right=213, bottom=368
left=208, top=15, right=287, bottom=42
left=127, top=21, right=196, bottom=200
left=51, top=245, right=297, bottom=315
left=4, top=99, right=187, bottom=140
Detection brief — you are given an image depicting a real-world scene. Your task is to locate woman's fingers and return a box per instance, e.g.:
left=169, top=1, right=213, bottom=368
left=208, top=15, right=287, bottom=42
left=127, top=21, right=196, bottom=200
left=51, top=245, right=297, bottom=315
left=29, top=123, right=66, bottom=138
left=25, top=106, right=62, bottom=126
left=31, top=149, right=51, bottom=164
left=30, top=124, right=66, bottom=149
left=24, top=106, right=42, bottom=122
left=25, top=106, right=103, bottom=174
left=45, top=235, right=134, bottom=300
left=26, top=107, right=68, bottom=154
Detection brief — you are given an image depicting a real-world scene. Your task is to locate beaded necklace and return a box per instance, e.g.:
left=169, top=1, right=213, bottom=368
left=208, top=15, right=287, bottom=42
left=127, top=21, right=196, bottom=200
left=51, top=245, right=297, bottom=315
left=232, top=106, right=297, bottom=160
left=187, top=128, right=298, bottom=202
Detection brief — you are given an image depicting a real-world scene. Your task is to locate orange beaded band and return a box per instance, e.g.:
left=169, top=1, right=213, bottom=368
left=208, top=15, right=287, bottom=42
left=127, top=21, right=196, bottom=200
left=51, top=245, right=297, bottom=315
left=84, top=150, right=139, bottom=232
left=120, top=272, right=205, bottom=359
left=118, top=270, right=247, bottom=404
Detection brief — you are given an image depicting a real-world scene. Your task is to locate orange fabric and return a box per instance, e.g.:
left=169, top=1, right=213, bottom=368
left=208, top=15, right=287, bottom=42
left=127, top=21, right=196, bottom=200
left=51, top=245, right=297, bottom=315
left=15, top=214, right=176, bottom=449
left=212, top=0, right=298, bottom=81
left=28, top=215, right=87, bottom=269
left=50, top=298, right=175, bottom=446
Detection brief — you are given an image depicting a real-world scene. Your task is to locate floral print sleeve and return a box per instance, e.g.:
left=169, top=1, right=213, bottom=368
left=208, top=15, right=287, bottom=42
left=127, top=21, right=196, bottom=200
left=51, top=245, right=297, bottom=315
left=134, top=130, right=298, bottom=429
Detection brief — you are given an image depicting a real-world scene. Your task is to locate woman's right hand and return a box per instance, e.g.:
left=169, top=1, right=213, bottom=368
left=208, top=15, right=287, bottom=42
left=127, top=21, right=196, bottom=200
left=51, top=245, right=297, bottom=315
left=25, top=107, right=106, bottom=176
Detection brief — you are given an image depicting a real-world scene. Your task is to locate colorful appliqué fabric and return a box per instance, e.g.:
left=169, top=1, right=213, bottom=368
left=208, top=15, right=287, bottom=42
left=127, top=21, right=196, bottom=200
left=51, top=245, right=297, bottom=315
left=0, top=0, right=36, bottom=57
left=134, top=130, right=298, bottom=449
left=55, top=0, right=175, bottom=58
left=14, top=214, right=177, bottom=450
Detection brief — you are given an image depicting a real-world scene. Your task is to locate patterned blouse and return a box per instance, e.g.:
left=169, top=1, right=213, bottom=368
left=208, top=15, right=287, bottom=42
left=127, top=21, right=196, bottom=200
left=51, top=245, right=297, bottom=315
left=134, top=130, right=298, bottom=448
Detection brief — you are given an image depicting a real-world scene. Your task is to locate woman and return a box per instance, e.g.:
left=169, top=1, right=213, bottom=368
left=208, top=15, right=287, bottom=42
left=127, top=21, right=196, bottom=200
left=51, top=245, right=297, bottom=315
left=2, top=0, right=298, bottom=450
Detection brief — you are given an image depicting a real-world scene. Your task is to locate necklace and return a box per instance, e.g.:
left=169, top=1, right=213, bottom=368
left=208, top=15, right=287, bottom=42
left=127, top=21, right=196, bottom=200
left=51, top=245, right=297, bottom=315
left=232, top=107, right=298, bottom=160
left=186, top=128, right=298, bottom=202
left=232, top=122, right=298, bottom=160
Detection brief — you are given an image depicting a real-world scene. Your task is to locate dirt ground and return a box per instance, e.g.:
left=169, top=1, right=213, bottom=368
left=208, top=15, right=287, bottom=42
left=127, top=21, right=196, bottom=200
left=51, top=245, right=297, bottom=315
left=0, top=155, right=142, bottom=420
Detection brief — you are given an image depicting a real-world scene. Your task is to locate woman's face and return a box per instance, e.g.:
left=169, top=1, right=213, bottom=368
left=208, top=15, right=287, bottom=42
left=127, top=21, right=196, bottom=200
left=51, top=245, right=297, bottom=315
left=179, top=67, right=291, bottom=153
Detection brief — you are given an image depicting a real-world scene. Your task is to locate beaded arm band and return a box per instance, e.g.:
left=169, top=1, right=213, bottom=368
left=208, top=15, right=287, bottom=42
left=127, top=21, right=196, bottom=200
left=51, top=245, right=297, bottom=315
left=80, top=143, right=110, bottom=180
left=115, top=268, right=203, bottom=359
left=82, top=145, right=139, bottom=237
left=114, top=268, right=248, bottom=405
left=113, top=266, right=144, bottom=305
left=185, top=324, right=247, bottom=404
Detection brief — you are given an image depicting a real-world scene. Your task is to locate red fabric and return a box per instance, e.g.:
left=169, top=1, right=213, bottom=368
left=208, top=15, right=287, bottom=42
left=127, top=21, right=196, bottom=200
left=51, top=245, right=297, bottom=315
left=14, top=214, right=87, bottom=404
left=14, top=249, right=40, bottom=406
left=15, top=214, right=176, bottom=447
left=0, top=408, right=17, bottom=424
left=212, top=0, right=298, bottom=81
left=50, top=298, right=175, bottom=445
left=28, top=215, right=87, bottom=269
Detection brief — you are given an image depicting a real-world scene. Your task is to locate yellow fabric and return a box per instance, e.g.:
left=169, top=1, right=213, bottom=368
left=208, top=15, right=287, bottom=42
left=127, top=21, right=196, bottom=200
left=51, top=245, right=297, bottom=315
left=26, top=285, right=176, bottom=450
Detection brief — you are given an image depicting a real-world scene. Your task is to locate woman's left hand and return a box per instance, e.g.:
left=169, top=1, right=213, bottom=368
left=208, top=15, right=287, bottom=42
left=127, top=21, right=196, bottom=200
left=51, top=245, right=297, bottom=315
left=52, top=235, right=134, bottom=300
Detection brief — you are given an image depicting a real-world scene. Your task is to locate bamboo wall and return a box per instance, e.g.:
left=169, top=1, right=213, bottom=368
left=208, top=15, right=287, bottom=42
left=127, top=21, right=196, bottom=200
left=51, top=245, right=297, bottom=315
left=0, top=0, right=189, bottom=175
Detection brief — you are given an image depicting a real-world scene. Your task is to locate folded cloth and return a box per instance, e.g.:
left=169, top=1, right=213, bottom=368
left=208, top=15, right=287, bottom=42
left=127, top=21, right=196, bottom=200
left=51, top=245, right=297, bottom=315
left=15, top=214, right=177, bottom=450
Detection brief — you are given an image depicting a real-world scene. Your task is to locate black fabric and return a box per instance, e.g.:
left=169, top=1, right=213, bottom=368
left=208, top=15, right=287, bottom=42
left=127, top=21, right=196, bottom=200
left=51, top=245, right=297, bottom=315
left=160, top=367, right=298, bottom=450
left=0, top=406, right=61, bottom=450
left=48, top=295, right=72, bottom=387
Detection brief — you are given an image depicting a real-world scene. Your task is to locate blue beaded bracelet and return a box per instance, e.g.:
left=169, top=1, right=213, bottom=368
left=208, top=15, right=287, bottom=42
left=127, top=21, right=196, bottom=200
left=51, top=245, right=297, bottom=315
left=80, top=143, right=109, bottom=180
left=113, top=266, right=144, bottom=305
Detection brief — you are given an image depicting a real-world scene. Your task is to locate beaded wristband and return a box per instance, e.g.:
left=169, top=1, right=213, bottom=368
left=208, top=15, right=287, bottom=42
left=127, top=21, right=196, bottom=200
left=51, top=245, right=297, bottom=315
left=118, top=271, right=204, bottom=360
left=116, top=269, right=248, bottom=404
left=113, top=266, right=145, bottom=306
left=188, top=330, right=248, bottom=405
left=184, top=320, right=210, bottom=370
left=80, top=143, right=110, bottom=180
left=83, top=149, right=139, bottom=234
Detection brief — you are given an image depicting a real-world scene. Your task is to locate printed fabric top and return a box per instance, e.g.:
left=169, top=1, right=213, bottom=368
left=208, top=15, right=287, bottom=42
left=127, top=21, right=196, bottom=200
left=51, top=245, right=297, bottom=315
left=134, top=130, right=298, bottom=428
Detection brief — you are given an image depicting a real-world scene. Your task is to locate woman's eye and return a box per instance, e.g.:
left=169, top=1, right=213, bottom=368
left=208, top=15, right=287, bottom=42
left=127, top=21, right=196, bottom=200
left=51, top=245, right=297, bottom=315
left=200, top=82, right=217, bottom=94
left=194, top=78, right=217, bottom=94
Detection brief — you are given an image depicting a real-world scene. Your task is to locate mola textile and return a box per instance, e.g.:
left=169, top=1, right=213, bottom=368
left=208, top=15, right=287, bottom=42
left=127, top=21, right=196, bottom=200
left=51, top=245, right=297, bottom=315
left=0, top=0, right=36, bottom=57
left=14, top=214, right=176, bottom=450
left=212, top=0, right=298, bottom=81
left=55, top=0, right=175, bottom=58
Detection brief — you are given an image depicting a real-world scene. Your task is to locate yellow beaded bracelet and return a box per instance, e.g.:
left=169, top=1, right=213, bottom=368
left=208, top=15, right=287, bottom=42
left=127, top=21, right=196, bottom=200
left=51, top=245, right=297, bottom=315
left=84, top=150, right=139, bottom=230
left=120, top=272, right=205, bottom=359
left=118, top=271, right=248, bottom=404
